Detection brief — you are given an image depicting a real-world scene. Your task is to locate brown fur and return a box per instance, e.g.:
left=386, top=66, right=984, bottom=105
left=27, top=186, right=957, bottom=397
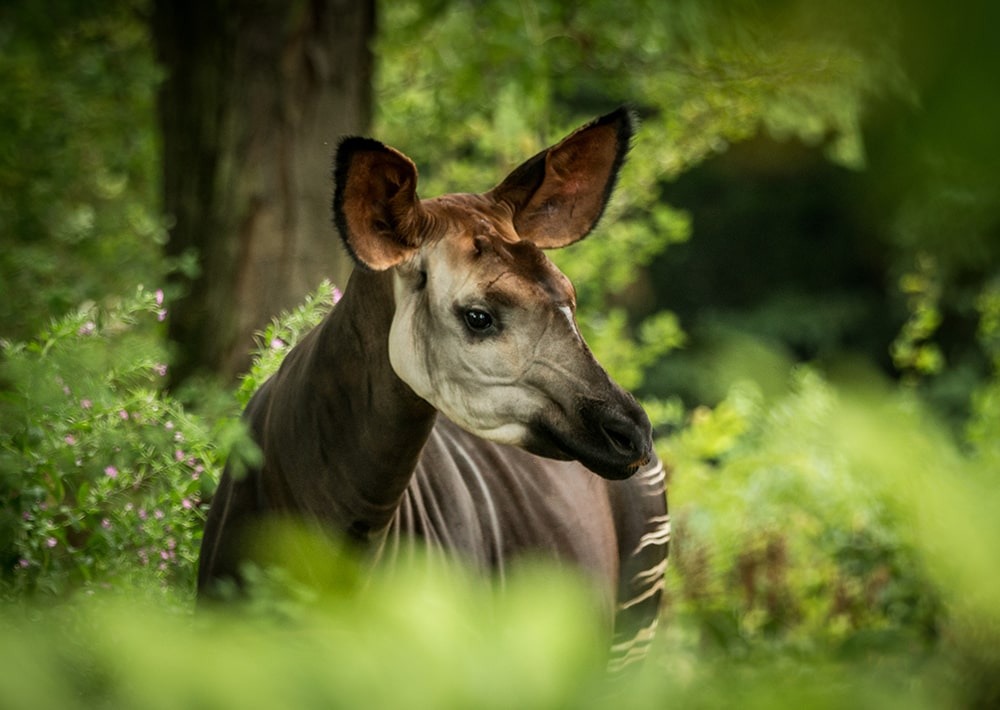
left=199, top=108, right=667, bottom=667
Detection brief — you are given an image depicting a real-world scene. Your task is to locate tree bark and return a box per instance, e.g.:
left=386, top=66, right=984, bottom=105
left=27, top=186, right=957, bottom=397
left=152, top=0, right=373, bottom=384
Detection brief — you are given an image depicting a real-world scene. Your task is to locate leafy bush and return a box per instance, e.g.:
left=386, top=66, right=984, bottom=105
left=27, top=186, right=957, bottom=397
left=0, top=278, right=347, bottom=598
left=0, top=288, right=247, bottom=597
left=664, top=368, right=942, bottom=653
left=0, top=554, right=612, bottom=710
left=235, top=282, right=341, bottom=408
left=1, top=389, right=998, bottom=709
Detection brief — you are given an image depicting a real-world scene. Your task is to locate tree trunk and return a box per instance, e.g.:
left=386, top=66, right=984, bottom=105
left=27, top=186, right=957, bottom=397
left=152, top=0, right=373, bottom=385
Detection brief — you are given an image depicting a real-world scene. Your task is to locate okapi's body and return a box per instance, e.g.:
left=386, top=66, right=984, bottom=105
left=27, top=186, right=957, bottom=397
left=198, top=108, right=669, bottom=668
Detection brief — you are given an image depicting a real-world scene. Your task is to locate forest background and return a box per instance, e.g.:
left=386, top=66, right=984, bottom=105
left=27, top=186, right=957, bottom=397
left=1, top=0, right=999, bottom=707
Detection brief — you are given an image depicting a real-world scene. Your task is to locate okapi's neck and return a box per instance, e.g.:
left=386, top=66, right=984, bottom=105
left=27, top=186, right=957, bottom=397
left=261, top=268, right=435, bottom=541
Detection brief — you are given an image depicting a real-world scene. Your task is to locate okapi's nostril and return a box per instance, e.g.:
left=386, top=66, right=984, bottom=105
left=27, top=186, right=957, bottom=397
left=580, top=396, right=652, bottom=461
left=601, top=424, right=632, bottom=451
left=601, top=419, right=640, bottom=455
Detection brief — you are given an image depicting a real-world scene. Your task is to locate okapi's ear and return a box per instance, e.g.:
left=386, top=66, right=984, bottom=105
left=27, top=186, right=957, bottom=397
left=333, top=137, right=426, bottom=271
left=487, top=107, right=635, bottom=249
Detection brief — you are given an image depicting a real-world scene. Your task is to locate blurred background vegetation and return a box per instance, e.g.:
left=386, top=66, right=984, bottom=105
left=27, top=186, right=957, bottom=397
left=1, top=0, right=999, bottom=706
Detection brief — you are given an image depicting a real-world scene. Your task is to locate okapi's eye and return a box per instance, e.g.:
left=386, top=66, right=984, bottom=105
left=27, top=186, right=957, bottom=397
left=463, top=308, right=494, bottom=332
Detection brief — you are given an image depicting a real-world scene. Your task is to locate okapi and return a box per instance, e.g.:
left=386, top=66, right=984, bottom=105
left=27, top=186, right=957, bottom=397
left=197, top=108, right=670, bottom=669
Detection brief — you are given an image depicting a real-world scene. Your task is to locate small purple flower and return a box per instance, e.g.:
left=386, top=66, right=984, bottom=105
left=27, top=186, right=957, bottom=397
left=181, top=498, right=193, bottom=510
left=153, top=363, right=168, bottom=377
left=118, top=409, right=130, bottom=421
left=22, top=511, right=31, bottom=521
left=155, top=289, right=164, bottom=306
left=78, top=321, right=96, bottom=336
left=101, top=518, right=111, bottom=529
left=270, top=337, right=286, bottom=350
left=18, top=558, right=30, bottom=568
left=332, top=287, right=343, bottom=305
left=104, top=465, right=118, bottom=479
left=157, top=309, right=167, bottom=322
left=81, top=399, right=93, bottom=410
left=64, top=434, right=77, bottom=446
left=45, top=537, right=57, bottom=548
left=138, top=508, right=147, bottom=520
left=154, top=509, right=165, bottom=520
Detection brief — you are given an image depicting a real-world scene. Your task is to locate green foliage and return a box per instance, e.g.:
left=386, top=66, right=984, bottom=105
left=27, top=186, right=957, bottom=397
left=0, top=553, right=610, bottom=710
left=235, top=282, right=341, bottom=408
left=966, top=280, right=1000, bottom=466
left=891, top=255, right=944, bottom=379
left=650, top=359, right=1000, bottom=705
left=0, top=275, right=337, bottom=598
left=666, top=369, right=941, bottom=652
left=0, top=407, right=997, bottom=709
left=377, top=0, right=903, bottom=182
left=580, top=309, right=686, bottom=393
left=0, top=289, right=241, bottom=596
left=0, top=0, right=164, bottom=340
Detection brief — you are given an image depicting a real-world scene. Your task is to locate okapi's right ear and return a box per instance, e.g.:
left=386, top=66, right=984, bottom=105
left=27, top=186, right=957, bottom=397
left=487, top=107, right=635, bottom=249
left=333, top=137, right=426, bottom=271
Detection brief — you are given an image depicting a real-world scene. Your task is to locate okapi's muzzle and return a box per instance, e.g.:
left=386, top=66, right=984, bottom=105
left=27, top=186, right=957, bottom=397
left=581, top=395, right=654, bottom=479
left=530, top=390, right=653, bottom=481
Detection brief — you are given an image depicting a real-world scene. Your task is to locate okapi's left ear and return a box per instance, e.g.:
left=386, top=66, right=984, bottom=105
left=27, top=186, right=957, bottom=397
left=487, top=107, right=635, bottom=249
left=333, top=137, right=427, bottom=271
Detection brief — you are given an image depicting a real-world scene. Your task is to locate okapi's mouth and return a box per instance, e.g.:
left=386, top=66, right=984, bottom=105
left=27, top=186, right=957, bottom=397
left=527, top=398, right=653, bottom=480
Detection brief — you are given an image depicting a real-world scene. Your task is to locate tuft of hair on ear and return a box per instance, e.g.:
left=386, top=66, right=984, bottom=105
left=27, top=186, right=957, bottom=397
left=580, top=105, right=637, bottom=235
left=593, top=104, right=638, bottom=153
left=331, top=136, right=382, bottom=270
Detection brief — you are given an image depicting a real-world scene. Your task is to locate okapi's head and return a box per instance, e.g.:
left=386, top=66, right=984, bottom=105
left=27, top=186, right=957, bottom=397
left=332, top=108, right=652, bottom=480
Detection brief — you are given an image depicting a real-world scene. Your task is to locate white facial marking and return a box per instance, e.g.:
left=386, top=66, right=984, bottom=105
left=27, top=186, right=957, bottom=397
left=558, top=305, right=581, bottom=341
left=387, top=259, right=549, bottom=446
